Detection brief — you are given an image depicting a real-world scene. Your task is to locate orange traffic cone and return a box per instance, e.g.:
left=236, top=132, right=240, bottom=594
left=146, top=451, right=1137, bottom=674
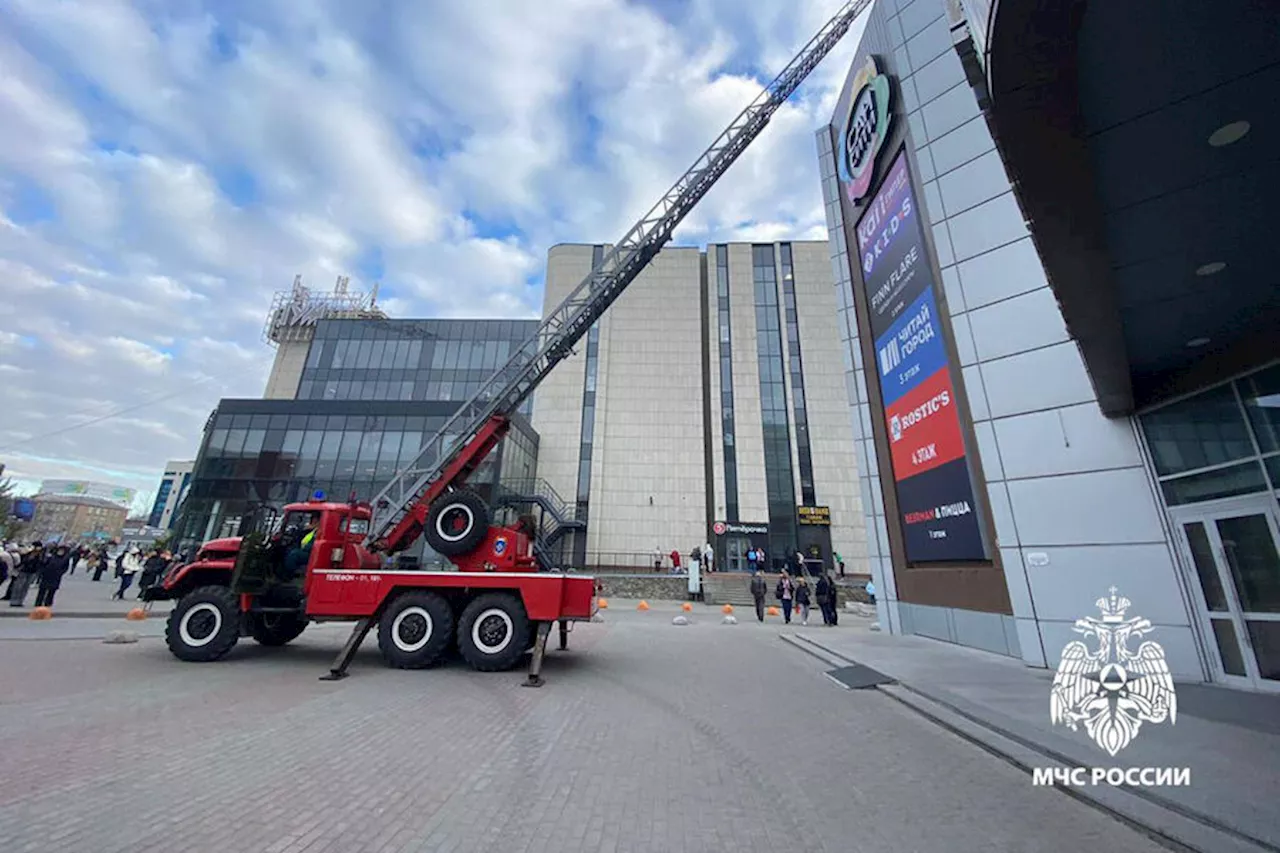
left=637, top=600, right=650, bottom=611
left=126, top=608, right=147, bottom=621
left=766, top=606, right=780, bottom=617
left=597, top=598, right=609, bottom=609
left=29, top=606, right=52, bottom=620
left=681, top=602, right=693, bottom=612
left=721, top=604, right=734, bottom=614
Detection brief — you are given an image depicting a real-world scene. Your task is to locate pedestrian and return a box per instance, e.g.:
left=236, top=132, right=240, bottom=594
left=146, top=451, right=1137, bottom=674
left=669, top=548, right=682, bottom=575
left=865, top=578, right=877, bottom=605
left=92, top=545, right=109, bottom=581
left=35, top=545, right=71, bottom=608
left=750, top=569, right=768, bottom=622
left=826, top=570, right=840, bottom=626
left=746, top=547, right=758, bottom=574
left=139, top=549, right=168, bottom=598
left=702, top=541, right=714, bottom=574
left=0, top=543, right=15, bottom=599
left=652, top=546, right=663, bottom=574
left=73, top=550, right=92, bottom=578
left=775, top=570, right=794, bottom=624
left=835, top=551, right=845, bottom=578
left=795, top=576, right=811, bottom=626
left=815, top=571, right=833, bottom=625
left=113, top=546, right=143, bottom=600
left=9, top=542, right=45, bottom=607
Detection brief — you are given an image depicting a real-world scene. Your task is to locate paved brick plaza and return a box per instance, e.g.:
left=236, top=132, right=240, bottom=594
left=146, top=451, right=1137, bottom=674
left=0, top=605, right=1168, bottom=853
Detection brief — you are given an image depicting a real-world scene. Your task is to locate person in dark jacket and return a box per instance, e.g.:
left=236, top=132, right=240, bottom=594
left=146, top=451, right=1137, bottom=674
left=749, top=569, right=768, bottom=622
left=9, top=542, right=45, bottom=607
left=815, top=573, right=833, bottom=626
left=825, top=570, right=840, bottom=626
left=35, top=545, right=72, bottom=608
left=138, top=550, right=168, bottom=598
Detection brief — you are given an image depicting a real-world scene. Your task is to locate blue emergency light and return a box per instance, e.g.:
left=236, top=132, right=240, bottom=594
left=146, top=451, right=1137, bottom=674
left=313, top=490, right=326, bottom=501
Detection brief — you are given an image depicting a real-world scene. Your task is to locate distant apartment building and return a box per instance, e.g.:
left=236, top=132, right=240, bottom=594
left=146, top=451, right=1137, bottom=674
left=28, top=494, right=129, bottom=544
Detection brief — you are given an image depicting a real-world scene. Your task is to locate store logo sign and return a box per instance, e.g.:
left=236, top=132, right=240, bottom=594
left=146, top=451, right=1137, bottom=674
left=837, top=56, right=894, bottom=204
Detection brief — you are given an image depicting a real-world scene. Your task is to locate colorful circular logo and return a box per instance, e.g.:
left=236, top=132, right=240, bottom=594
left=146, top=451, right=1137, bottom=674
left=837, top=57, right=894, bottom=205
left=494, top=537, right=508, bottom=555
left=712, top=522, right=726, bottom=536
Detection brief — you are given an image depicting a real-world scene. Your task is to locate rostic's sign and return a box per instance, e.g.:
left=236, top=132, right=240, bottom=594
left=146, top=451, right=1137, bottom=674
left=837, top=56, right=894, bottom=205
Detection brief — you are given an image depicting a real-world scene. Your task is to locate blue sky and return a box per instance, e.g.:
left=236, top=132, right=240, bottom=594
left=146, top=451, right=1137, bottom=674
left=0, top=0, right=864, bottom=510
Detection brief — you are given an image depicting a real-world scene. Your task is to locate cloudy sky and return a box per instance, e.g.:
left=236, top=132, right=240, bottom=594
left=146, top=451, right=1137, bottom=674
left=0, top=0, right=865, bottom=512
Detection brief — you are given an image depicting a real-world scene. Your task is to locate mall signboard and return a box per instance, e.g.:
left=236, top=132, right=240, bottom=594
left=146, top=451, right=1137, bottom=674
left=854, top=148, right=986, bottom=562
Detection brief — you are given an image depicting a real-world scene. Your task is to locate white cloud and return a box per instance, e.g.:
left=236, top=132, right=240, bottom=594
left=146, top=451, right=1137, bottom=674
left=0, top=0, right=867, bottom=494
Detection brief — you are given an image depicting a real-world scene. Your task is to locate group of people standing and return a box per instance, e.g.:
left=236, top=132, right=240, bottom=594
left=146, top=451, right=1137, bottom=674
left=749, top=565, right=842, bottom=627
left=0, top=540, right=179, bottom=608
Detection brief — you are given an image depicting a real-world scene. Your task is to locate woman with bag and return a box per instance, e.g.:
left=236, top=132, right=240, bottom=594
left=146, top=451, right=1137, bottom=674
left=775, top=571, right=794, bottom=624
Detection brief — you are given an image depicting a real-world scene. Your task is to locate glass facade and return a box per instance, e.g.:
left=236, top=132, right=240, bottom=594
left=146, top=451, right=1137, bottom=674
left=147, top=478, right=173, bottom=528
left=715, top=245, right=741, bottom=521
left=1140, top=362, right=1280, bottom=506
left=174, top=399, right=538, bottom=561
left=573, top=246, right=605, bottom=564
left=298, top=318, right=538, bottom=415
left=752, top=244, right=798, bottom=557
left=779, top=243, right=817, bottom=506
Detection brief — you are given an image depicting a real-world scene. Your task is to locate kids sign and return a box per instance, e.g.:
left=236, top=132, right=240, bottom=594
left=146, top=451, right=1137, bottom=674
left=837, top=56, right=894, bottom=205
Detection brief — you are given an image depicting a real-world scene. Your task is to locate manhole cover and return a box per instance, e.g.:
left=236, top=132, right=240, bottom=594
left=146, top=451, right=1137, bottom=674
left=827, top=664, right=895, bottom=690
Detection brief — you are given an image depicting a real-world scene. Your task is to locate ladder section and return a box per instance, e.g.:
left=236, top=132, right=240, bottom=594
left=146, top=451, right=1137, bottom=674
left=366, top=0, right=871, bottom=551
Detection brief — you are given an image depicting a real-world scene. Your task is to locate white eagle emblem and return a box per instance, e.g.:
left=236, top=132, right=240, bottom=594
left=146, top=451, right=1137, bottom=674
left=1050, top=588, right=1177, bottom=756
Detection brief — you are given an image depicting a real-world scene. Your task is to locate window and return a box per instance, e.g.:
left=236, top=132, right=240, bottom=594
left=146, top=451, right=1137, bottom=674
left=1142, top=384, right=1255, bottom=476
left=715, top=244, right=740, bottom=521
left=753, top=243, right=797, bottom=557
left=780, top=243, right=816, bottom=505
left=1140, top=362, right=1280, bottom=506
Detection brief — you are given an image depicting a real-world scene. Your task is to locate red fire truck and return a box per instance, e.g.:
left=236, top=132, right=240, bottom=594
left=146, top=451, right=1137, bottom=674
left=143, top=0, right=870, bottom=684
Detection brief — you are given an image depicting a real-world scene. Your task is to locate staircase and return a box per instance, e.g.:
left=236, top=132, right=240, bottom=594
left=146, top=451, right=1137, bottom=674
left=491, top=478, right=586, bottom=572
left=702, top=567, right=843, bottom=606
left=701, top=573, right=762, bottom=606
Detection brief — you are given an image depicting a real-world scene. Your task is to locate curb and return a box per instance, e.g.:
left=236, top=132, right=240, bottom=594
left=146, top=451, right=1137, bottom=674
left=786, top=633, right=1277, bottom=853
left=0, top=610, right=168, bottom=620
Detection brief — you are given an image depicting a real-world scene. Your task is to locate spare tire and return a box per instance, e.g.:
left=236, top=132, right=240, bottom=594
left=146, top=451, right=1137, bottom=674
left=424, top=490, right=490, bottom=556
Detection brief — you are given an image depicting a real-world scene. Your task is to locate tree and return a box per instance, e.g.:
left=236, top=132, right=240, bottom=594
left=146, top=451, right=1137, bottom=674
left=0, top=476, right=27, bottom=541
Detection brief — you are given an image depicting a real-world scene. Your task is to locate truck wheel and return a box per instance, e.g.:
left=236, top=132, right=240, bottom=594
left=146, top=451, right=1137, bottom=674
left=248, top=612, right=307, bottom=647
left=457, top=593, right=531, bottom=672
left=377, top=591, right=454, bottom=669
left=165, top=586, right=240, bottom=662
left=424, top=490, right=490, bottom=556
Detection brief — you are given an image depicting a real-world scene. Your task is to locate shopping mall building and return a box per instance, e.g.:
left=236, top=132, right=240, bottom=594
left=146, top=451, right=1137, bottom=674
left=820, top=0, right=1278, bottom=689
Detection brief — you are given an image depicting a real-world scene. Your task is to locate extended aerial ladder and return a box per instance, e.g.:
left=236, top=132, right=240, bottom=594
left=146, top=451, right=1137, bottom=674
left=366, top=0, right=870, bottom=560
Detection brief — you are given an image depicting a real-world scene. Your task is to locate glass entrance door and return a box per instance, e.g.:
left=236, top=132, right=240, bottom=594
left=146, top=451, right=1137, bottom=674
left=1173, top=496, right=1280, bottom=690
left=725, top=536, right=749, bottom=572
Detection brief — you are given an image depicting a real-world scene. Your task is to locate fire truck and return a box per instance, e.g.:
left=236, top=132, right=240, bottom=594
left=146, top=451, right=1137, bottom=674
left=144, top=0, right=870, bottom=685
